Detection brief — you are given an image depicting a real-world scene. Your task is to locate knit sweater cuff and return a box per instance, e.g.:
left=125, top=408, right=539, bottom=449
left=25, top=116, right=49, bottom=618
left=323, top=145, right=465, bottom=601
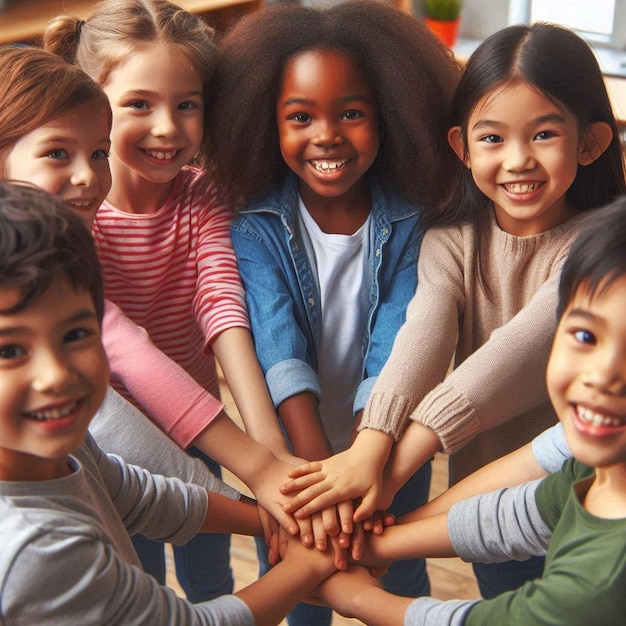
left=411, top=385, right=480, bottom=454
left=358, top=394, right=413, bottom=441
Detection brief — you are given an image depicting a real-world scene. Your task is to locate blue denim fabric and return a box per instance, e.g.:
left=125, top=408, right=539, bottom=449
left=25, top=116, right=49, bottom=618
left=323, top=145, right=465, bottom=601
left=255, top=462, right=432, bottom=626
left=132, top=449, right=233, bottom=603
left=231, top=173, right=423, bottom=415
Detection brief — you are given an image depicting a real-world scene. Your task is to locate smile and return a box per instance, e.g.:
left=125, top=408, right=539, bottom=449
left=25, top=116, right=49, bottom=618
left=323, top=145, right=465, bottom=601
left=576, top=405, right=623, bottom=428
left=503, top=182, right=542, bottom=194
left=144, top=149, right=180, bottom=161
left=69, top=200, right=93, bottom=208
left=25, top=400, right=79, bottom=421
left=311, top=158, right=349, bottom=173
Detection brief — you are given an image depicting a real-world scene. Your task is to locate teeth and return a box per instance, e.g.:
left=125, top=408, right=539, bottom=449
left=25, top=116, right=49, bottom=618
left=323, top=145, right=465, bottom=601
left=312, top=159, right=348, bottom=173
left=26, top=401, right=77, bottom=421
left=577, top=405, right=622, bottom=427
left=70, top=201, right=91, bottom=208
left=145, top=149, right=178, bottom=161
left=504, top=182, right=538, bottom=194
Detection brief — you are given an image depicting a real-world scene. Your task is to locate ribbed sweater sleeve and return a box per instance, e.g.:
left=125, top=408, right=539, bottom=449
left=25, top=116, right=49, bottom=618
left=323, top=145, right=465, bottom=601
left=360, top=213, right=585, bottom=452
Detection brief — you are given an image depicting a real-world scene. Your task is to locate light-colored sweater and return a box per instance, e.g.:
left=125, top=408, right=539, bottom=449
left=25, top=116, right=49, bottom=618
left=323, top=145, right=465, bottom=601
left=361, top=211, right=587, bottom=483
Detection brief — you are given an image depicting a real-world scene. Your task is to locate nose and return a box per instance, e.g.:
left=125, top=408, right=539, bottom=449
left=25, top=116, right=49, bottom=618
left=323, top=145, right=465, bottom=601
left=31, top=347, right=77, bottom=394
left=312, top=119, right=343, bottom=147
left=502, top=141, right=536, bottom=172
left=70, top=158, right=98, bottom=188
left=582, top=347, right=626, bottom=397
left=151, top=107, right=178, bottom=138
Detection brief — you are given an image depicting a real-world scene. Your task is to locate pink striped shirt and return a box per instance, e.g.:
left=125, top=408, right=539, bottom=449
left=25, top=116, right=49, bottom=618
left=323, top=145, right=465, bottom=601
left=93, top=166, right=249, bottom=400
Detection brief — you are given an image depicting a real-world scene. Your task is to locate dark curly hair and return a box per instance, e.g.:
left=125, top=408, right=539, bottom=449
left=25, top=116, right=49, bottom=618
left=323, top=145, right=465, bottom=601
left=205, top=0, right=462, bottom=208
left=0, top=182, right=104, bottom=322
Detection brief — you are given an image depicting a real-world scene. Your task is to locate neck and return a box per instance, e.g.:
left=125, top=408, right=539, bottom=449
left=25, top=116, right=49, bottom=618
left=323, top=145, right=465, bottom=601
left=584, top=463, right=626, bottom=519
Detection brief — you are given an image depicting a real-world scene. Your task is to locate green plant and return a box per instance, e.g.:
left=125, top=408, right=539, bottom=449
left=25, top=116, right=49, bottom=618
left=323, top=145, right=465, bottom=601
left=423, top=0, right=463, bottom=21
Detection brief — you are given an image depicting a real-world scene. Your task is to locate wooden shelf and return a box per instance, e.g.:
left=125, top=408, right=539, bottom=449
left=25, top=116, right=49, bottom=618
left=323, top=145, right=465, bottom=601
left=0, top=0, right=264, bottom=44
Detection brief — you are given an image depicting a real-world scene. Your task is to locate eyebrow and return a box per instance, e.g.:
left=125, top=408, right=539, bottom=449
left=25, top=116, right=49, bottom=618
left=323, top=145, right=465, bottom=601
left=471, top=113, right=567, bottom=132
left=0, top=309, right=98, bottom=337
left=121, top=89, right=203, bottom=99
left=281, top=94, right=373, bottom=108
left=564, top=308, right=600, bottom=324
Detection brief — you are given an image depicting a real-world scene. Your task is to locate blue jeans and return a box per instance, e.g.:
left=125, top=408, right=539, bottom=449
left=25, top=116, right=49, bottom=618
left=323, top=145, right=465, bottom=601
left=256, top=461, right=432, bottom=626
left=132, top=448, right=234, bottom=602
left=472, top=555, right=545, bottom=599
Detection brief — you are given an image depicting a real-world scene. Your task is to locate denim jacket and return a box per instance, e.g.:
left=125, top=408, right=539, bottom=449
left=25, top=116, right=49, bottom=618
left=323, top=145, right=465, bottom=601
left=231, top=173, right=423, bottom=416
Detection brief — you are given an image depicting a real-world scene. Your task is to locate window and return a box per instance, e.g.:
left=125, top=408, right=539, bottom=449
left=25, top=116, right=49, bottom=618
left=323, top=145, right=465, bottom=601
left=512, top=0, right=626, bottom=49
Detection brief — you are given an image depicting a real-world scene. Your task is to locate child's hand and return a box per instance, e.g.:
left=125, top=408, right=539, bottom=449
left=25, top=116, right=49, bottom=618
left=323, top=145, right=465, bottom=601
left=249, top=457, right=315, bottom=541
left=278, top=526, right=337, bottom=580
left=313, top=565, right=383, bottom=619
left=280, top=447, right=384, bottom=522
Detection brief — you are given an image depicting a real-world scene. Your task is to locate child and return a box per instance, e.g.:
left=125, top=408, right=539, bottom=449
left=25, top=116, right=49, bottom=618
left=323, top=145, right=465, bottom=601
left=281, top=21, right=626, bottom=597
left=204, top=1, right=462, bottom=622
left=0, top=180, right=338, bottom=626
left=315, top=195, right=626, bottom=625
left=0, top=44, right=313, bottom=585
left=43, top=0, right=317, bottom=598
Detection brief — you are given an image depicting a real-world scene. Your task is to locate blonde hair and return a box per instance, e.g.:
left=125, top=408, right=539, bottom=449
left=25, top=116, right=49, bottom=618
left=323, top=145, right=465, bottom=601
left=0, top=47, right=110, bottom=170
left=44, top=0, right=216, bottom=87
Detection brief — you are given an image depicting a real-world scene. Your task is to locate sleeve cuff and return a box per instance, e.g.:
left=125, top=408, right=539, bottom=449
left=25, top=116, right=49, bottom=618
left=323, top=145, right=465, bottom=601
left=266, top=359, right=321, bottom=408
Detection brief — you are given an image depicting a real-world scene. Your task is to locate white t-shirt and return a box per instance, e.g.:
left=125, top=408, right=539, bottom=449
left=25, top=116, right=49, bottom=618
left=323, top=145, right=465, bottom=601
left=298, top=198, right=368, bottom=452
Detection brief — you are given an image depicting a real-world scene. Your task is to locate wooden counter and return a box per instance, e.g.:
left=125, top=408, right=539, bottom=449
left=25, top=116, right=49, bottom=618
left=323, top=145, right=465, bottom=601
left=0, top=0, right=264, bottom=44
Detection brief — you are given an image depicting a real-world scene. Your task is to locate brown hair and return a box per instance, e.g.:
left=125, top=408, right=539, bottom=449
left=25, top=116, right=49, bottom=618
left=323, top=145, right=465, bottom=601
left=0, top=46, right=110, bottom=171
left=0, top=181, right=104, bottom=322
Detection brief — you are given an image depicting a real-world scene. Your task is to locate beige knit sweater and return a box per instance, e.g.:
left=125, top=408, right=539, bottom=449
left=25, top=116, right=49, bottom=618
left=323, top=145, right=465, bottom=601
left=361, top=210, right=587, bottom=484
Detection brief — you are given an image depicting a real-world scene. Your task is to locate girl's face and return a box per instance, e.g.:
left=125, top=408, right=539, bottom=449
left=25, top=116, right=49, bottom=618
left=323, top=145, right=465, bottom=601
left=102, top=43, right=204, bottom=189
left=276, top=48, right=379, bottom=207
left=452, top=81, right=587, bottom=236
left=3, top=105, right=111, bottom=228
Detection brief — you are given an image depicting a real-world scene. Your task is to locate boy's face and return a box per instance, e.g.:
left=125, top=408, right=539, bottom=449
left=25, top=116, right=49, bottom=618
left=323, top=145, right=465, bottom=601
left=0, top=274, right=108, bottom=482
left=547, top=274, right=626, bottom=469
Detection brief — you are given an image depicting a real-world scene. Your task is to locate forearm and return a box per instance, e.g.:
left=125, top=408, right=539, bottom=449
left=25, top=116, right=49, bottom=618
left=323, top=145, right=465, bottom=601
left=235, top=557, right=331, bottom=626
left=200, top=491, right=263, bottom=536
left=400, top=441, right=547, bottom=523
left=212, top=327, right=293, bottom=459
left=344, top=585, right=411, bottom=626
left=383, top=421, right=441, bottom=499
left=192, top=412, right=280, bottom=491
left=279, top=392, right=333, bottom=460
left=361, top=512, right=455, bottom=566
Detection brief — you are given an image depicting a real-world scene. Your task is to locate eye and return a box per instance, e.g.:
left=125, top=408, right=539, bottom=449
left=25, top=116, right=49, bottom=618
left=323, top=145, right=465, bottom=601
left=48, top=149, right=68, bottom=159
left=92, top=149, right=110, bottom=160
left=288, top=113, right=312, bottom=124
left=342, top=110, right=362, bottom=120
left=129, top=101, right=149, bottom=110
left=535, top=130, right=556, bottom=141
left=573, top=329, right=596, bottom=345
left=64, top=328, right=92, bottom=343
left=178, top=101, right=199, bottom=111
left=479, top=134, right=503, bottom=144
left=0, top=344, right=26, bottom=360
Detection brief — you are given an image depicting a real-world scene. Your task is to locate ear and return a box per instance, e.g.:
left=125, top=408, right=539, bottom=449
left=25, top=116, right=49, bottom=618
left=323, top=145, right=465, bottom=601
left=448, top=126, right=470, bottom=168
left=578, top=121, right=613, bottom=166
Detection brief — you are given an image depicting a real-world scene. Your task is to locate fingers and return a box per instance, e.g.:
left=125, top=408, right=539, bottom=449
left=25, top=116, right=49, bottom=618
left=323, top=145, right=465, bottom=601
left=321, top=506, right=340, bottom=537
left=329, top=534, right=348, bottom=570
left=336, top=499, right=354, bottom=535
left=312, top=512, right=327, bottom=551
left=353, top=491, right=378, bottom=523
left=296, top=513, right=314, bottom=547
left=287, top=460, right=324, bottom=479
left=350, top=522, right=365, bottom=562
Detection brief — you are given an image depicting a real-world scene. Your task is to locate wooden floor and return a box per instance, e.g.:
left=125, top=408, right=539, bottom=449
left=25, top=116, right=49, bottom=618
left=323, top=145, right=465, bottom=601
left=166, top=376, right=480, bottom=624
